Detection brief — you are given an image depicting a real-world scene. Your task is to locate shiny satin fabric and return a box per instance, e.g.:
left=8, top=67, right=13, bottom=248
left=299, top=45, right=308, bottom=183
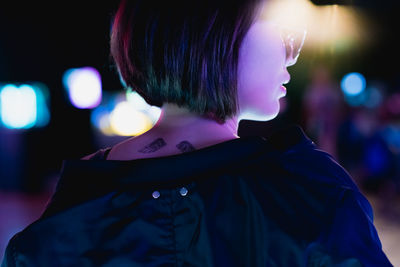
left=1, top=125, right=393, bottom=266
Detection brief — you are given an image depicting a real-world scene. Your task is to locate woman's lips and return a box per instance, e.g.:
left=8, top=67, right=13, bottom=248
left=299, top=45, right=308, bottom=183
left=279, top=85, right=287, bottom=97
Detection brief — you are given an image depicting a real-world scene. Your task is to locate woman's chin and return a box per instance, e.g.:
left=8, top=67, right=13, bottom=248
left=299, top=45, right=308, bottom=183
left=239, top=105, right=280, bottom=122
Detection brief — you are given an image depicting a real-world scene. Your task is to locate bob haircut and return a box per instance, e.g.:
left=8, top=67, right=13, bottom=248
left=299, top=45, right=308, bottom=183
left=111, top=0, right=265, bottom=123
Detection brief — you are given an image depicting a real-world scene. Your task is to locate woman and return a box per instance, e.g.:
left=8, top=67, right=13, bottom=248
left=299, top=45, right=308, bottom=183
left=2, top=0, right=393, bottom=266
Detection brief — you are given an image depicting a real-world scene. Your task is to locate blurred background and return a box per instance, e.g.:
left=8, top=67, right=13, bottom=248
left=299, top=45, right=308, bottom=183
left=0, top=0, right=399, bottom=264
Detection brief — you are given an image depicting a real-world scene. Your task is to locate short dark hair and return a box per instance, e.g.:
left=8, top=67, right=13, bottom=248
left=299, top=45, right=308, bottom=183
left=110, top=0, right=264, bottom=123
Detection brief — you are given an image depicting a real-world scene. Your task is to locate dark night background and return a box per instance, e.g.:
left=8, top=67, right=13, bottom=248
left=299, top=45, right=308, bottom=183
left=0, top=2, right=122, bottom=191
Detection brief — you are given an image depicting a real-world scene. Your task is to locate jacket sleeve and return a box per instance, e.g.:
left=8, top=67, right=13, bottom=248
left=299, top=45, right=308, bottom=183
left=306, top=188, right=393, bottom=267
left=1, top=235, right=18, bottom=267
left=273, top=125, right=393, bottom=266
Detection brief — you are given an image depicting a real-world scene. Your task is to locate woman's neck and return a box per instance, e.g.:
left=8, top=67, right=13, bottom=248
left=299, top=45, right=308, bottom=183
left=152, top=103, right=240, bottom=140
left=106, top=103, right=240, bottom=160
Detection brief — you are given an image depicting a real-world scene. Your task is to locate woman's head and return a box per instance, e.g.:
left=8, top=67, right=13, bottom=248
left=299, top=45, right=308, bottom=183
left=110, top=0, right=266, bottom=124
left=237, top=21, right=292, bottom=121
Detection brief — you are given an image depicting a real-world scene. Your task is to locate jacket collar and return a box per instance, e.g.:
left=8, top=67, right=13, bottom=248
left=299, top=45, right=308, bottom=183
left=57, top=124, right=311, bottom=188
left=41, top=124, right=311, bottom=219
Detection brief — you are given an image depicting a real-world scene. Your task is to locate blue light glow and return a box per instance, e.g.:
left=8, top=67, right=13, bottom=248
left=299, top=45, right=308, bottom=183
left=340, top=72, right=366, bottom=96
left=0, top=83, right=51, bottom=129
left=363, top=87, right=383, bottom=108
left=32, top=83, right=50, bottom=127
left=0, top=84, right=37, bottom=129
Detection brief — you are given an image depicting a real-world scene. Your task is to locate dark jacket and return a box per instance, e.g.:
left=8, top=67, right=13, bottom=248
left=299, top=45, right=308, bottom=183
left=1, top=125, right=393, bottom=266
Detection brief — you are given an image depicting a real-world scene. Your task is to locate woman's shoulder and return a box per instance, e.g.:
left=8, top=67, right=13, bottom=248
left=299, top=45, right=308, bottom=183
left=80, top=147, right=112, bottom=160
left=79, top=135, right=153, bottom=161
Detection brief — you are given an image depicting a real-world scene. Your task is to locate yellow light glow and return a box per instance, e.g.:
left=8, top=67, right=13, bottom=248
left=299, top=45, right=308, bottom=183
left=109, top=101, right=153, bottom=136
left=262, top=0, right=370, bottom=50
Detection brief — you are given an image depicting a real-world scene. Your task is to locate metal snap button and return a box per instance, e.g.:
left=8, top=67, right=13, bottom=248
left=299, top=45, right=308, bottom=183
left=179, top=187, right=188, bottom=196
left=152, top=191, right=160, bottom=199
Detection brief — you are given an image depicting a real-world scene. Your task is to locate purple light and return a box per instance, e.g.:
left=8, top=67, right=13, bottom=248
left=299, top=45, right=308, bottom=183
left=63, top=67, right=102, bottom=109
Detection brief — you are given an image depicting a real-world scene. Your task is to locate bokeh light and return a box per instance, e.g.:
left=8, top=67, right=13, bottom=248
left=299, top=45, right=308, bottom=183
left=262, top=0, right=370, bottom=51
left=341, top=72, right=366, bottom=96
left=0, top=84, right=37, bottom=129
left=126, top=90, right=162, bottom=123
left=146, top=106, right=162, bottom=124
left=382, top=124, right=400, bottom=154
left=126, top=90, right=150, bottom=111
left=363, top=86, right=383, bottom=109
left=62, top=67, right=102, bottom=109
left=0, top=83, right=51, bottom=130
left=90, top=105, right=114, bottom=136
left=109, top=101, right=153, bottom=136
left=90, top=91, right=161, bottom=136
left=32, top=83, right=50, bottom=127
